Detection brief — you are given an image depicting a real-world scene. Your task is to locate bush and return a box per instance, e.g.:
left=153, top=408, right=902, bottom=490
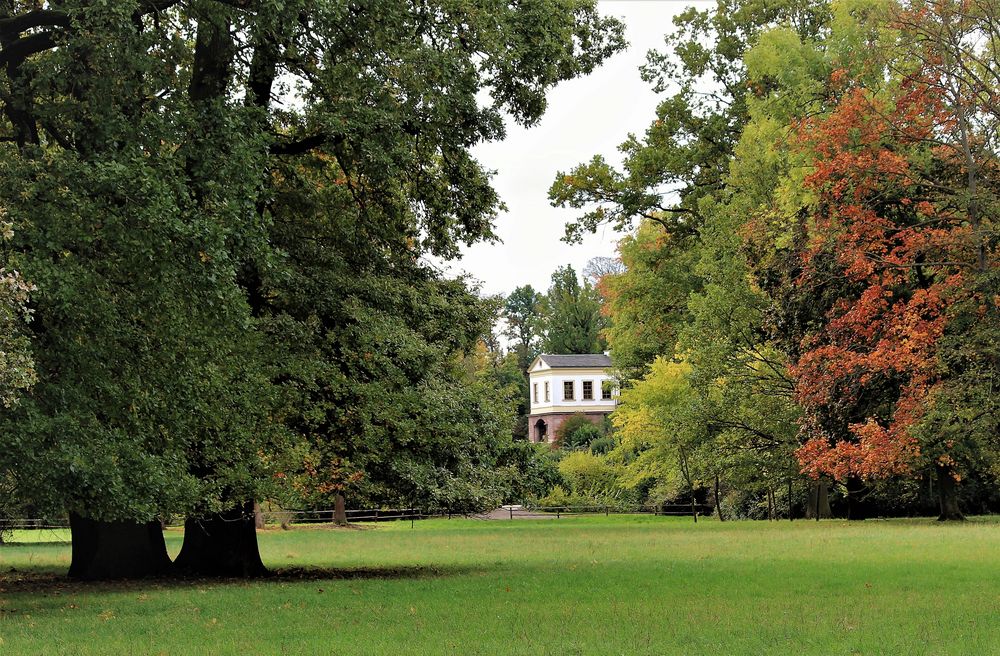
left=559, top=451, right=616, bottom=492
left=535, top=485, right=591, bottom=509
left=555, top=415, right=609, bottom=450
left=589, top=436, right=615, bottom=455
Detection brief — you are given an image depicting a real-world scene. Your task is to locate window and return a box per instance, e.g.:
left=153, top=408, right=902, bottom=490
left=533, top=383, right=538, bottom=404
left=602, top=384, right=613, bottom=400
left=544, top=382, right=550, bottom=402
left=582, top=381, right=594, bottom=400
left=563, top=381, right=574, bottom=401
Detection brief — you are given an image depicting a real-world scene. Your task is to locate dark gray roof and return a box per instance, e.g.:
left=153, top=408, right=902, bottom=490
left=538, top=353, right=612, bottom=369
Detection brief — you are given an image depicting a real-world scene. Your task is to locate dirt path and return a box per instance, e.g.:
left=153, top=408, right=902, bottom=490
left=479, top=507, right=556, bottom=520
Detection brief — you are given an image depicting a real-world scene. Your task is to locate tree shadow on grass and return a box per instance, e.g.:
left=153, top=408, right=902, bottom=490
left=0, top=563, right=477, bottom=597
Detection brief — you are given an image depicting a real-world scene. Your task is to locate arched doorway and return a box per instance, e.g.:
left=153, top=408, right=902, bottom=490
left=534, top=418, right=548, bottom=443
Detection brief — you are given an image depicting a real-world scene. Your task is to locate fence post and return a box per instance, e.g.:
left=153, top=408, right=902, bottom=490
left=509, top=507, right=513, bottom=520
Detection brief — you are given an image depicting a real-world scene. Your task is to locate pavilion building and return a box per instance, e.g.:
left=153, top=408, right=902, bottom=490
left=526, top=353, right=617, bottom=444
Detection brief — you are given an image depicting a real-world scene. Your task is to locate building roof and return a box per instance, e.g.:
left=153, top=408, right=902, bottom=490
left=536, top=353, right=612, bottom=369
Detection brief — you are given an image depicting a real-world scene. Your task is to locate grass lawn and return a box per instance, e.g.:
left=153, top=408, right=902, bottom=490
left=1, top=515, right=1000, bottom=655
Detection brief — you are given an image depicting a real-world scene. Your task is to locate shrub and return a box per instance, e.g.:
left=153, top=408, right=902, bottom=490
left=555, top=415, right=609, bottom=450
left=589, top=436, right=615, bottom=455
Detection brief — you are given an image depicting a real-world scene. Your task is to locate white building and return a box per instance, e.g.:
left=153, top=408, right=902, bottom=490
left=527, top=353, right=617, bottom=444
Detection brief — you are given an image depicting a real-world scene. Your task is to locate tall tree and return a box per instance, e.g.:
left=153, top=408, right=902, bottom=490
left=550, top=0, right=832, bottom=385
left=595, top=222, right=699, bottom=380
left=784, top=0, right=1000, bottom=520
left=503, top=285, right=544, bottom=371
left=540, top=265, right=605, bottom=354
left=0, top=0, right=625, bottom=578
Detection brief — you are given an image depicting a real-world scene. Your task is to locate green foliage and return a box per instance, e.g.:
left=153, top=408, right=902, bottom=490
left=551, top=0, right=831, bottom=242
left=533, top=450, right=636, bottom=509
left=498, top=442, right=565, bottom=502
left=588, top=435, right=616, bottom=456
left=0, top=215, right=34, bottom=409
left=503, top=285, right=544, bottom=372
left=596, top=221, right=700, bottom=379
left=554, top=415, right=605, bottom=451
left=472, top=346, right=533, bottom=440
left=540, top=265, right=606, bottom=354
left=565, top=424, right=603, bottom=450
left=0, top=0, right=626, bottom=525
left=555, top=415, right=595, bottom=445
left=558, top=451, right=617, bottom=494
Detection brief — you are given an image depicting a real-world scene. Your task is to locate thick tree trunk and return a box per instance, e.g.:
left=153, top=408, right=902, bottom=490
left=806, top=480, right=833, bottom=519
left=173, top=502, right=267, bottom=577
left=253, top=502, right=266, bottom=529
left=935, top=464, right=965, bottom=521
left=68, top=514, right=171, bottom=580
left=334, top=493, right=348, bottom=526
left=845, top=477, right=866, bottom=521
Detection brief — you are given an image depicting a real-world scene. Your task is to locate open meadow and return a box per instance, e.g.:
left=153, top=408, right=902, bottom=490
left=1, top=516, right=999, bottom=655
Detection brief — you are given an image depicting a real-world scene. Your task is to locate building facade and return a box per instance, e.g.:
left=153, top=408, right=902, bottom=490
left=527, top=353, right=617, bottom=444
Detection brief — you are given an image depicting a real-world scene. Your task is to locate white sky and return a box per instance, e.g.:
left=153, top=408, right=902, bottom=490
left=446, top=0, right=712, bottom=297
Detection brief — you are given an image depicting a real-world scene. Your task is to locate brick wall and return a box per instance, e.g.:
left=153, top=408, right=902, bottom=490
left=528, top=412, right=610, bottom=445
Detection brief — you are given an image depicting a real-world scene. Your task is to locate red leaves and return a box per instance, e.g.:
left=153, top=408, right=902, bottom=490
left=786, top=73, right=975, bottom=482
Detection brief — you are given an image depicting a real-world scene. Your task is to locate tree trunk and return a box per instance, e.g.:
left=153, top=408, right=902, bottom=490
left=253, top=502, right=266, bottom=529
left=334, top=493, right=348, bottom=526
left=806, top=480, right=832, bottom=520
left=714, top=475, right=724, bottom=522
left=845, top=477, right=866, bottom=521
left=68, top=514, right=172, bottom=580
left=935, top=464, right=965, bottom=521
left=173, top=502, right=267, bottom=577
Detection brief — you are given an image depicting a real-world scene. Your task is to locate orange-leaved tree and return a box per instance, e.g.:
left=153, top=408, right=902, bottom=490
left=790, top=62, right=986, bottom=518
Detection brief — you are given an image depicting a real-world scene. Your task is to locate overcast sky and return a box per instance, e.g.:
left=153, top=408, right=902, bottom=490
left=444, top=0, right=712, bottom=298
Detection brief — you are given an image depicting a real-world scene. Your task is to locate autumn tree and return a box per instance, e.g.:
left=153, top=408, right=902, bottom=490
left=787, top=0, right=1000, bottom=520
left=550, top=0, right=833, bottom=386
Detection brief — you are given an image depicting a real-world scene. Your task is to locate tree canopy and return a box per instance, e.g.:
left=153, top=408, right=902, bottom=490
left=0, top=0, right=626, bottom=577
left=553, top=0, right=999, bottom=520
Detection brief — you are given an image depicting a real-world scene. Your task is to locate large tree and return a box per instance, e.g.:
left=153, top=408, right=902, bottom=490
left=540, top=264, right=605, bottom=354
left=503, top=285, right=544, bottom=372
left=0, top=0, right=624, bottom=578
left=550, top=0, right=832, bottom=382
left=783, top=0, right=1000, bottom=520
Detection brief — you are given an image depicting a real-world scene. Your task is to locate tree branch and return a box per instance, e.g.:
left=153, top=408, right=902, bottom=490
left=269, top=133, right=344, bottom=155
left=0, top=30, right=57, bottom=67
left=0, top=10, right=71, bottom=34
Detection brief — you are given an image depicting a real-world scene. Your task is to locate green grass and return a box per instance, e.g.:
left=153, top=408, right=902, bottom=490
left=2, top=516, right=1000, bottom=655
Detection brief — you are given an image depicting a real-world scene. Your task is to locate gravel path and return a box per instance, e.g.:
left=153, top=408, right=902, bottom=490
left=479, top=507, right=557, bottom=520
